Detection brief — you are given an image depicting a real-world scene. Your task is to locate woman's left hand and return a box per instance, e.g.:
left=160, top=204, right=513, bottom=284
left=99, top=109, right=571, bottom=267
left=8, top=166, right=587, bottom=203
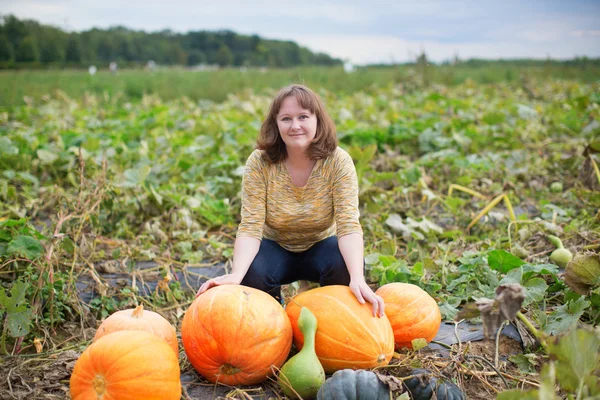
left=349, top=278, right=385, bottom=318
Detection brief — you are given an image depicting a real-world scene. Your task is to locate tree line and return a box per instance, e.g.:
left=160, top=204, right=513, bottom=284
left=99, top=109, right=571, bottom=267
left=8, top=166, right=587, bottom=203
left=0, top=15, right=342, bottom=69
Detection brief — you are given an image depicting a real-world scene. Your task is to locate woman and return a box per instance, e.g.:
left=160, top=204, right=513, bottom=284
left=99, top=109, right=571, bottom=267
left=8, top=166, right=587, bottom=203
left=196, top=84, right=384, bottom=317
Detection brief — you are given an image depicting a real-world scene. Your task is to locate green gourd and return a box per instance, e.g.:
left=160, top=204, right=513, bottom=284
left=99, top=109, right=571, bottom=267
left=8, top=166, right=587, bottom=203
left=548, top=234, right=573, bottom=268
left=278, top=307, right=325, bottom=399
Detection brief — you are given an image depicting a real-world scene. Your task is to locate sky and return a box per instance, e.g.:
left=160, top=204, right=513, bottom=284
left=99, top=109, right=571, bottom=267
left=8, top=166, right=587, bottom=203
left=1, top=0, right=600, bottom=65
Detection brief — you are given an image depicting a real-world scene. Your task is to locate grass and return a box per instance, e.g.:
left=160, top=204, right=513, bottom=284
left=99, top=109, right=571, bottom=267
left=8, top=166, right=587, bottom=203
left=1, top=63, right=599, bottom=108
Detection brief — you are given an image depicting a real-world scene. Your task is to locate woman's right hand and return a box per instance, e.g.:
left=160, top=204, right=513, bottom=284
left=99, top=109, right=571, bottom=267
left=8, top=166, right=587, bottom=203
left=196, top=273, right=243, bottom=297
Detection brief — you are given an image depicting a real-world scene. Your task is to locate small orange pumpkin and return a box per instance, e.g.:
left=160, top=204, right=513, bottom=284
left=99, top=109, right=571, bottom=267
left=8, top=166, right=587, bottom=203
left=181, top=285, right=293, bottom=385
left=70, top=330, right=181, bottom=400
left=285, top=285, right=394, bottom=373
left=375, top=282, right=441, bottom=349
left=93, top=304, right=178, bottom=355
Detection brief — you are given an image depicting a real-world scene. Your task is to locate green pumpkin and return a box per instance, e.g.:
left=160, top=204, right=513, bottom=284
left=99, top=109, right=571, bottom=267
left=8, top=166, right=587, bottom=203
left=403, top=369, right=465, bottom=400
left=278, top=307, right=325, bottom=399
left=316, top=369, right=390, bottom=400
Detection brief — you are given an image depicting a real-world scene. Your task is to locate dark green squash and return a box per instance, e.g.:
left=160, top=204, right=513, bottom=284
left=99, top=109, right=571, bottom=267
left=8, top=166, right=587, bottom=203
left=316, top=369, right=390, bottom=400
left=403, top=368, right=465, bottom=400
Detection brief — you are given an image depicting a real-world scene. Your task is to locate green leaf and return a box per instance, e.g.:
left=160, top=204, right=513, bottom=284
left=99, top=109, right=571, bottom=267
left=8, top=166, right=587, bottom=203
left=522, top=263, right=559, bottom=281
left=0, top=218, right=26, bottom=228
left=148, top=184, right=163, bottom=205
left=365, top=253, right=380, bottom=265
left=379, top=240, right=397, bottom=256
left=488, top=249, right=525, bottom=273
left=438, top=300, right=459, bottom=320
left=7, top=280, right=29, bottom=309
left=411, top=338, right=428, bottom=351
left=6, top=308, right=33, bottom=337
left=122, top=165, right=151, bottom=187
left=36, top=149, right=59, bottom=164
left=0, top=230, right=12, bottom=241
left=61, top=237, right=75, bottom=255
left=544, top=297, right=591, bottom=336
left=7, top=235, right=44, bottom=259
left=509, top=354, right=539, bottom=374
left=549, top=327, right=600, bottom=393
left=0, top=280, right=33, bottom=337
left=0, top=137, right=18, bottom=156
left=499, top=268, right=547, bottom=306
left=523, top=278, right=548, bottom=306
left=539, top=363, right=559, bottom=400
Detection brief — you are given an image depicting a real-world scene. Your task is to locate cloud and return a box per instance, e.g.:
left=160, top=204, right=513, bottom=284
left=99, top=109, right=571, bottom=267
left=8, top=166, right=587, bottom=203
left=286, top=33, right=600, bottom=64
left=571, top=30, right=600, bottom=37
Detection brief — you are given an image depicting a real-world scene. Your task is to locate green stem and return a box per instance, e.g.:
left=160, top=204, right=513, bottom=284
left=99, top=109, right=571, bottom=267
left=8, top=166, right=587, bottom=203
left=576, top=378, right=584, bottom=400
left=1, top=314, right=8, bottom=355
left=516, top=311, right=547, bottom=350
left=547, top=235, right=564, bottom=249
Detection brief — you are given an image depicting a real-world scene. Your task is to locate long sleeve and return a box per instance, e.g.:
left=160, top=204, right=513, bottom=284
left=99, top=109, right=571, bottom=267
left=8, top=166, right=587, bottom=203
left=332, top=150, right=363, bottom=238
left=236, top=150, right=267, bottom=240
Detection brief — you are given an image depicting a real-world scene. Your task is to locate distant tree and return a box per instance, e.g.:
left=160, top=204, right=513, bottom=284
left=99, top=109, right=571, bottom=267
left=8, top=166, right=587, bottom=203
left=65, top=36, right=82, bottom=63
left=3, top=15, right=27, bottom=49
left=250, top=34, right=260, bottom=52
left=187, top=50, right=207, bottom=66
left=97, top=37, right=114, bottom=61
left=215, top=44, right=233, bottom=67
left=0, top=14, right=343, bottom=69
left=15, top=35, right=37, bottom=62
left=0, top=35, right=13, bottom=61
left=117, top=36, right=135, bottom=61
left=39, top=39, right=62, bottom=62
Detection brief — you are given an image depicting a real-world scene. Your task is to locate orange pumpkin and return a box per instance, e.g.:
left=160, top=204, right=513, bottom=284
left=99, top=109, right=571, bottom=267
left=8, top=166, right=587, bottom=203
left=93, top=304, right=178, bottom=355
left=181, top=285, right=292, bottom=385
left=285, top=285, right=394, bottom=373
left=70, top=330, right=181, bottom=400
left=375, top=283, right=441, bottom=349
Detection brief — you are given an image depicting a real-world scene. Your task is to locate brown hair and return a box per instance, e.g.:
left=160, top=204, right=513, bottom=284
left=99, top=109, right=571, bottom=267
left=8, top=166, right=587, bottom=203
left=257, top=84, right=337, bottom=163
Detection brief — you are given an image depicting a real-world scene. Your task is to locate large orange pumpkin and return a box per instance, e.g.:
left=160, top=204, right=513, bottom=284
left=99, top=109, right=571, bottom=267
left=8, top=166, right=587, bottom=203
left=70, top=330, right=181, bottom=400
left=285, top=285, right=394, bottom=373
left=181, top=285, right=293, bottom=385
left=375, top=283, right=441, bottom=349
left=93, top=304, right=178, bottom=354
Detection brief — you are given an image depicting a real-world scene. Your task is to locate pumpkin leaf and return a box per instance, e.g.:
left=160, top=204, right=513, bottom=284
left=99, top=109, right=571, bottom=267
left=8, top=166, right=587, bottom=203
left=36, top=149, right=59, bottom=164
left=0, top=137, right=18, bottom=156
left=543, top=297, right=590, bottom=336
left=509, top=354, right=539, bottom=374
left=548, top=327, right=600, bottom=394
left=411, top=338, right=428, bottom=351
left=7, top=235, right=44, bottom=260
left=488, top=249, right=525, bottom=273
left=0, top=280, right=33, bottom=338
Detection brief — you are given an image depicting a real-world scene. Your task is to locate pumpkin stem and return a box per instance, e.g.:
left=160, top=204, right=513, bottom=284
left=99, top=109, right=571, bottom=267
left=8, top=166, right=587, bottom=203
left=220, top=363, right=241, bottom=376
left=131, top=304, right=144, bottom=318
left=92, top=375, right=106, bottom=395
left=377, top=354, right=386, bottom=364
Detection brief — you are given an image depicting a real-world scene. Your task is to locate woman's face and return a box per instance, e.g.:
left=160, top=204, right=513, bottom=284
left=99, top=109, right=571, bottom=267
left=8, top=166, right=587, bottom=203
left=276, top=96, right=317, bottom=153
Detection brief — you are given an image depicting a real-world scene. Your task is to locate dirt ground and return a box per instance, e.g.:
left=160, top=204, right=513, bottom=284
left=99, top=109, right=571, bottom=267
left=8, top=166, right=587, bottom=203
left=0, top=264, right=536, bottom=399
left=0, top=330, right=531, bottom=400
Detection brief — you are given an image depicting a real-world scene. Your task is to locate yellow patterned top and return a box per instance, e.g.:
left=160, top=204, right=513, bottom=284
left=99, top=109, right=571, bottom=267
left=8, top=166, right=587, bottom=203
left=236, top=147, right=363, bottom=252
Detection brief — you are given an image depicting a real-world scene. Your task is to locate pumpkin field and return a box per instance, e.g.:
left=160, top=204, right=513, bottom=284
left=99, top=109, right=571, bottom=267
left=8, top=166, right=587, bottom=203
left=0, top=66, right=599, bottom=399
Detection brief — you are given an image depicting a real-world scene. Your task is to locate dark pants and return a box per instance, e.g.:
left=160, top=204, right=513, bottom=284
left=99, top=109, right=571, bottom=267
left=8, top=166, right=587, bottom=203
left=241, top=236, right=350, bottom=302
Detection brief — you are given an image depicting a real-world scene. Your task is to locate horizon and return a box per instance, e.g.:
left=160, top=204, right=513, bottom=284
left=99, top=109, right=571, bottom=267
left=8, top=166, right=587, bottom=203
left=1, top=0, right=600, bottom=65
